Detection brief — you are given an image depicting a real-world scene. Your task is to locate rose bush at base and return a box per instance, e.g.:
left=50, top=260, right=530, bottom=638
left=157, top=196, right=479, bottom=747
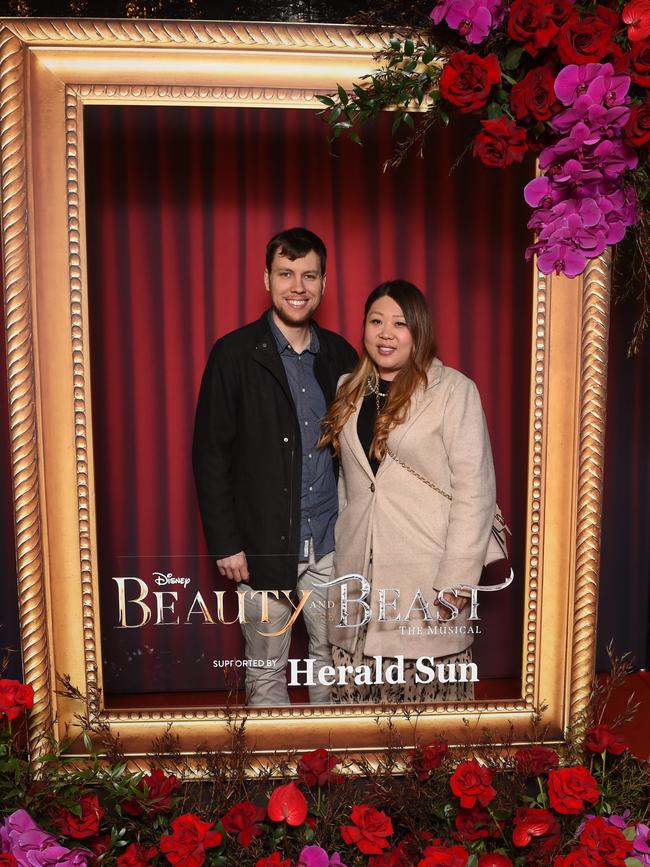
left=1, top=675, right=649, bottom=866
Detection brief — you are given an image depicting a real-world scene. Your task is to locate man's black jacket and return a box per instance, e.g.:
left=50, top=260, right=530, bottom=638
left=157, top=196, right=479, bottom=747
left=192, top=312, right=357, bottom=591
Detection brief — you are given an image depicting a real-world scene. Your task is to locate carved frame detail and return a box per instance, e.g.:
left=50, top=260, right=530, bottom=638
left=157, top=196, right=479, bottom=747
left=0, top=17, right=607, bottom=766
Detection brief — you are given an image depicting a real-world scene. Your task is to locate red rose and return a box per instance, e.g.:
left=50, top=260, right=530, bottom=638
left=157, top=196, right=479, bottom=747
left=55, top=793, right=105, bottom=839
left=473, top=118, right=528, bottom=168
left=454, top=806, right=500, bottom=842
left=557, top=7, right=618, bottom=65
left=159, top=813, right=222, bottom=867
left=623, top=0, right=650, bottom=41
left=122, top=768, right=182, bottom=816
left=579, top=817, right=632, bottom=865
left=584, top=724, right=628, bottom=755
left=439, top=52, right=501, bottom=113
left=419, top=841, right=468, bottom=866
left=369, top=845, right=409, bottom=867
left=0, top=855, right=18, bottom=866
left=553, top=851, right=595, bottom=867
left=255, top=855, right=291, bottom=867
left=88, top=834, right=111, bottom=856
left=297, top=748, right=340, bottom=787
left=0, top=679, right=34, bottom=720
left=512, top=807, right=558, bottom=847
left=624, top=101, right=650, bottom=146
left=116, top=843, right=158, bottom=867
left=340, top=804, right=394, bottom=855
left=221, top=801, right=266, bottom=847
left=607, top=43, right=632, bottom=73
left=514, top=745, right=559, bottom=776
left=409, top=740, right=449, bottom=781
left=267, top=781, right=308, bottom=826
left=478, top=855, right=513, bottom=867
left=507, top=0, right=559, bottom=56
left=450, top=759, right=496, bottom=809
left=630, top=39, right=650, bottom=85
left=548, top=0, right=573, bottom=25
left=510, top=67, right=561, bottom=122
left=547, top=766, right=600, bottom=814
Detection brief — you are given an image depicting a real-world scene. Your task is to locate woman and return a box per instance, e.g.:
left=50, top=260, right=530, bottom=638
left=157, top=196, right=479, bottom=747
left=319, top=280, right=496, bottom=703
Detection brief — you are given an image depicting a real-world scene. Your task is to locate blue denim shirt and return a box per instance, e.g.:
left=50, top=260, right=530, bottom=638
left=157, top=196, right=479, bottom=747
left=268, top=311, right=337, bottom=561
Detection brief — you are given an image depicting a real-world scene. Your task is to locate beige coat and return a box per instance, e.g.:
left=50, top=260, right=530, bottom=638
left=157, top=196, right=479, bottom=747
left=328, top=358, right=496, bottom=659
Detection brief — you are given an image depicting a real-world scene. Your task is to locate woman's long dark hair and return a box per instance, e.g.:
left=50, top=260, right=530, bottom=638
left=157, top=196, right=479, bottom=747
left=319, top=280, right=437, bottom=459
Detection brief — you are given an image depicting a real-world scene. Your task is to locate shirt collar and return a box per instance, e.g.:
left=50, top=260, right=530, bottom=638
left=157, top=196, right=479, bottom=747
left=267, top=309, right=319, bottom=355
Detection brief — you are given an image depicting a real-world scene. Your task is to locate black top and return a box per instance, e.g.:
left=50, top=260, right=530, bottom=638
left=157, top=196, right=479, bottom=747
left=357, top=378, right=392, bottom=476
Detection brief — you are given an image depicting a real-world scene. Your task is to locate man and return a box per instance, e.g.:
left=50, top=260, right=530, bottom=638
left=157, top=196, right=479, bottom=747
left=192, top=228, right=357, bottom=705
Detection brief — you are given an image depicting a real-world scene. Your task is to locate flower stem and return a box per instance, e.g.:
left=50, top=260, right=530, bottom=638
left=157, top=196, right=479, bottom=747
left=536, top=776, right=548, bottom=808
left=488, top=805, right=508, bottom=847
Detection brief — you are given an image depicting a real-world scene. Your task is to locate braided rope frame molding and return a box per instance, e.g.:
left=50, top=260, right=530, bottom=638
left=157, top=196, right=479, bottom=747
left=0, top=19, right=388, bottom=50
left=0, top=32, right=53, bottom=750
left=570, top=252, right=611, bottom=722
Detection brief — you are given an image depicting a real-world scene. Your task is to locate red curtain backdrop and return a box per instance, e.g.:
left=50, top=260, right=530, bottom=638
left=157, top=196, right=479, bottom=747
left=83, top=104, right=531, bottom=696
left=0, top=318, right=20, bottom=680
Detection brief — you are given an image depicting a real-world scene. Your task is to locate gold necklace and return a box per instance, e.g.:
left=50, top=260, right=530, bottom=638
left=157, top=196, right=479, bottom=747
left=366, top=376, right=388, bottom=413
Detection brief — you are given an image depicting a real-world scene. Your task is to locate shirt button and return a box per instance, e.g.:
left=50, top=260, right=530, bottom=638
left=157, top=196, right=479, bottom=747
left=301, top=388, right=306, bottom=392
left=283, top=487, right=288, bottom=493
left=280, top=535, right=286, bottom=541
left=308, top=453, right=312, bottom=459
left=370, top=483, right=376, bottom=492
left=304, top=421, right=309, bottom=426
left=309, top=486, right=313, bottom=491
left=283, top=437, right=289, bottom=443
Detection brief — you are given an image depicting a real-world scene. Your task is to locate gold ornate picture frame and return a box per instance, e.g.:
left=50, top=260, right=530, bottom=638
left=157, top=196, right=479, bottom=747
left=0, top=17, right=608, bottom=768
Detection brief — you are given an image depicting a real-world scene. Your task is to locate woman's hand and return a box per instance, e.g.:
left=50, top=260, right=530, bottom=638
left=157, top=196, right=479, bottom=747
left=434, top=591, right=469, bottom=613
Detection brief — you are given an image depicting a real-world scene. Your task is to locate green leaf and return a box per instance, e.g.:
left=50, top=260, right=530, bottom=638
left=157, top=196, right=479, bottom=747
left=316, top=94, right=334, bottom=107
left=625, top=859, right=644, bottom=867
left=390, top=37, right=401, bottom=50
left=404, top=38, right=414, bottom=56
left=439, top=106, right=450, bottom=125
left=623, top=827, right=636, bottom=841
left=349, top=132, right=363, bottom=145
left=467, top=856, right=479, bottom=867
left=391, top=112, right=403, bottom=135
left=487, top=102, right=504, bottom=119
left=82, top=732, right=93, bottom=753
left=404, top=113, right=415, bottom=131
left=503, top=45, right=525, bottom=71
left=337, top=84, right=349, bottom=106
left=422, top=45, right=436, bottom=64
left=502, top=72, right=516, bottom=85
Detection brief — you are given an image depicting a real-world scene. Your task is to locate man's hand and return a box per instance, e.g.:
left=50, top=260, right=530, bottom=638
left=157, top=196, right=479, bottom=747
left=216, top=551, right=250, bottom=583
